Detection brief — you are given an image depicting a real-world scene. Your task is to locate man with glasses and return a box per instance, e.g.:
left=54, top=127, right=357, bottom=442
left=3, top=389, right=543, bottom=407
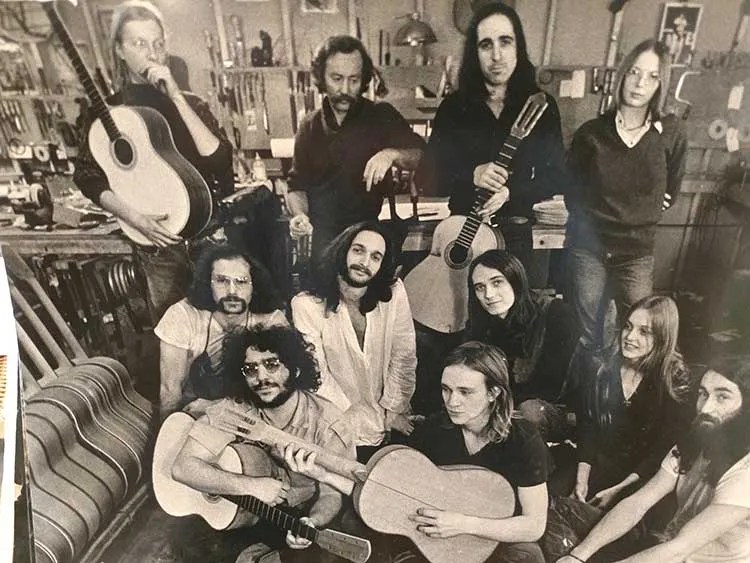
left=155, top=243, right=286, bottom=421
left=171, top=325, right=355, bottom=562
left=74, top=0, right=233, bottom=329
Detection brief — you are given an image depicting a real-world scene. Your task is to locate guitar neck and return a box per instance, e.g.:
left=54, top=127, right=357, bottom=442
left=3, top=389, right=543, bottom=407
left=224, top=494, right=318, bottom=540
left=42, top=2, right=118, bottom=139
left=258, top=423, right=366, bottom=482
left=492, top=134, right=522, bottom=171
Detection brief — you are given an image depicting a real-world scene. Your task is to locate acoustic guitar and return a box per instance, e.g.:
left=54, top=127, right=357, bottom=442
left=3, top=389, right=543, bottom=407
left=153, top=412, right=372, bottom=563
left=206, top=405, right=516, bottom=563
left=403, top=92, right=549, bottom=334
left=43, top=1, right=213, bottom=246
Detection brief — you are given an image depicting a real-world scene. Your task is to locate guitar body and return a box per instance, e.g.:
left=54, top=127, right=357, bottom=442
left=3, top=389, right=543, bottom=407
left=88, top=105, right=213, bottom=246
left=353, top=446, right=514, bottom=563
left=153, top=412, right=266, bottom=530
left=404, top=215, right=503, bottom=333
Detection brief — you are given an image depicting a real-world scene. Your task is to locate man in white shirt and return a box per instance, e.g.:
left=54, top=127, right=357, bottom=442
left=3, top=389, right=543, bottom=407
left=556, top=355, right=750, bottom=563
left=291, top=220, right=417, bottom=461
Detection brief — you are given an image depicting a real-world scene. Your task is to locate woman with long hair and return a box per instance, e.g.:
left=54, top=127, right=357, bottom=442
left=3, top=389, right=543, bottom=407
left=573, top=295, right=692, bottom=508
left=467, top=249, right=579, bottom=404
left=566, top=39, right=687, bottom=357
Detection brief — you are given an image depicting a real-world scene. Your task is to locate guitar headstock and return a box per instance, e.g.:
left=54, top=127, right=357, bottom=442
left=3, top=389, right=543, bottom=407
left=509, top=91, right=549, bottom=140
left=206, top=402, right=274, bottom=444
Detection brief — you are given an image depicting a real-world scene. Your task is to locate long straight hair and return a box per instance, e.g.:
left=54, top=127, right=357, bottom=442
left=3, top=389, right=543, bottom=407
left=110, top=0, right=166, bottom=90
left=443, top=341, right=515, bottom=443
left=466, top=250, right=541, bottom=344
left=612, top=39, right=672, bottom=119
left=457, top=2, right=538, bottom=113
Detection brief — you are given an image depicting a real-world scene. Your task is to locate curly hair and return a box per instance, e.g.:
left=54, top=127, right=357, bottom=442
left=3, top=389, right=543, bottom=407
left=443, top=341, right=515, bottom=443
left=187, top=243, right=283, bottom=313
left=222, top=326, right=322, bottom=402
left=612, top=39, right=672, bottom=120
left=457, top=2, right=539, bottom=115
left=305, top=221, right=399, bottom=315
left=310, top=35, right=374, bottom=95
left=676, top=355, right=750, bottom=485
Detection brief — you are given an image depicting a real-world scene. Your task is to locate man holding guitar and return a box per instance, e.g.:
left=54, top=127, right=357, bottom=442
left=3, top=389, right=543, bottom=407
left=415, top=2, right=565, bottom=270
left=169, top=325, right=356, bottom=562
left=283, top=341, right=549, bottom=563
left=74, top=0, right=233, bottom=324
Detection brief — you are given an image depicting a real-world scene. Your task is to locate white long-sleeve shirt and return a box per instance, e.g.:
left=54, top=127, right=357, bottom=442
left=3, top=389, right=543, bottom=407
left=291, top=279, right=417, bottom=447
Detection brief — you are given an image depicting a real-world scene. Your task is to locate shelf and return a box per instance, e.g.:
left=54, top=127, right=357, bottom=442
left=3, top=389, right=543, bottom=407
left=0, top=93, right=83, bottom=102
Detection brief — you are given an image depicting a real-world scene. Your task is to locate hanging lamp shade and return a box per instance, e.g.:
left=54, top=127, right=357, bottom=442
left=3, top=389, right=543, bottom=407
left=394, top=13, right=437, bottom=46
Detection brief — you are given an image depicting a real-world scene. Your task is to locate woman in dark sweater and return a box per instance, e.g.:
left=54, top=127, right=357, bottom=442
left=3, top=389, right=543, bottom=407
left=573, top=295, right=691, bottom=509
left=467, top=249, right=579, bottom=405
left=566, top=40, right=687, bottom=355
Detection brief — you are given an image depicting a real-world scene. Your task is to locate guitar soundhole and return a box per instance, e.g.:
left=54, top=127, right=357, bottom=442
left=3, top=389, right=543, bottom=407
left=446, top=242, right=470, bottom=269
left=112, top=137, right=134, bottom=167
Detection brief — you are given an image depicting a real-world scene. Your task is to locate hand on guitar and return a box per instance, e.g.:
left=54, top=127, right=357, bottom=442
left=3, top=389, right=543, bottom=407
left=363, top=148, right=397, bottom=191
left=410, top=507, right=471, bottom=539
left=385, top=410, right=414, bottom=436
left=286, top=516, right=316, bottom=549
left=141, top=63, right=181, bottom=99
left=127, top=210, right=183, bottom=247
left=473, top=163, right=510, bottom=220
left=252, top=476, right=290, bottom=506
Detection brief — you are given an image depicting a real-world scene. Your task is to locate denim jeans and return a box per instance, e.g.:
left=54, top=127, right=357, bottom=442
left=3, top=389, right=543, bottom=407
left=569, top=247, right=654, bottom=353
left=133, top=242, right=192, bottom=326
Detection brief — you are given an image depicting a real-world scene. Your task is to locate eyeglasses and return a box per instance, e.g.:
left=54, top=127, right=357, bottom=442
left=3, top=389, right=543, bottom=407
left=126, top=38, right=167, bottom=54
left=241, top=357, right=283, bottom=377
left=625, top=67, right=660, bottom=86
left=212, top=275, right=252, bottom=289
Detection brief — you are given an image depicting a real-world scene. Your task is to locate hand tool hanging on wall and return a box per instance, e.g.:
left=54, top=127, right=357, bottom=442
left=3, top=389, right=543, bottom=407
left=230, top=15, right=247, bottom=68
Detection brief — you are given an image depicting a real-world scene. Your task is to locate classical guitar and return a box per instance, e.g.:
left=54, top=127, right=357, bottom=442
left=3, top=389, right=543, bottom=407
left=208, top=405, right=516, bottom=563
left=43, top=1, right=213, bottom=246
left=153, top=412, right=372, bottom=563
left=403, top=92, right=549, bottom=334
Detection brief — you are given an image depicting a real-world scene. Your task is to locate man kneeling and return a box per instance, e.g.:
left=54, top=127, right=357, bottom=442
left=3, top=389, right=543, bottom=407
left=171, top=326, right=355, bottom=562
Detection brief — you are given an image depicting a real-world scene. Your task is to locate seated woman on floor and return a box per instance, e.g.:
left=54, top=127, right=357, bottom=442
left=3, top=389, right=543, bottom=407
left=572, top=294, right=692, bottom=509
left=467, top=249, right=579, bottom=405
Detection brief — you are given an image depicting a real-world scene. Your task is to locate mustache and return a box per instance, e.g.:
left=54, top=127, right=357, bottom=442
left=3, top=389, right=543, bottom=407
left=695, top=413, right=721, bottom=426
left=332, top=93, right=357, bottom=104
left=349, top=264, right=372, bottom=277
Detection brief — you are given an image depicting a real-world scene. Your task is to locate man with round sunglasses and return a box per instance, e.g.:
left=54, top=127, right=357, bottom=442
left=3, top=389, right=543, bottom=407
left=171, top=325, right=355, bottom=562
left=155, top=243, right=287, bottom=420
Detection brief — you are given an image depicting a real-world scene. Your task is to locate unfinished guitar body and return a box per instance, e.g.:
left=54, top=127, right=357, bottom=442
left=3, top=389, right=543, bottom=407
left=353, top=446, right=514, bottom=563
left=404, top=215, right=503, bottom=334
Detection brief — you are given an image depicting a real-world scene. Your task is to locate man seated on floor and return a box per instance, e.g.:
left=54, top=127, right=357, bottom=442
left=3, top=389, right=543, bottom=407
left=555, top=354, right=750, bottom=563
left=291, top=220, right=417, bottom=462
left=283, top=341, right=550, bottom=562
left=155, top=243, right=287, bottom=421
left=171, top=326, right=355, bottom=563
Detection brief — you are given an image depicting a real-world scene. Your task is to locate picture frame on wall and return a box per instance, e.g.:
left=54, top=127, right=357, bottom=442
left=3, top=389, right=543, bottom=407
left=301, top=0, right=338, bottom=14
left=658, top=2, right=703, bottom=66
left=0, top=39, right=38, bottom=95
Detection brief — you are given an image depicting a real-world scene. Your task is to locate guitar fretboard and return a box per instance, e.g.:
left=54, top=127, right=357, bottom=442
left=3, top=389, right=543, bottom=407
left=454, top=134, right=522, bottom=251
left=223, top=494, right=318, bottom=540
left=42, top=2, right=119, bottom=141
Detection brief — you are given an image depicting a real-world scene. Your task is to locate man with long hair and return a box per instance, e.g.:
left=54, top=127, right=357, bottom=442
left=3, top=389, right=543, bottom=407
left=415, top=2, right=565, bottom=269
left=155, top=243, right=286, bottom=419
left=556, top=355, right=750, bottom=563
left=74, top=0, right=233, bottom=324
left=286, top=35, right=424, bottom=258
left=283, top=341, right=549, bottom=562
left=291, top=221, right=417, bottom=461
left=171, top=326, right=355, bottom=562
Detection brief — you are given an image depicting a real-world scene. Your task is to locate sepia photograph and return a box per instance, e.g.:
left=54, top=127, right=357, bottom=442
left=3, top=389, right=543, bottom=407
left=0, top=0, right=749, bottom=562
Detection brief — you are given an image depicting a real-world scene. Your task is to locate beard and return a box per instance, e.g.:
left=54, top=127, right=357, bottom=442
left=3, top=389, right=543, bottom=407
left=217, top=296, right=248, bottom=314
left=247, top=380, right=295, bottom=409
left=341, top=264, right=373, bottom=289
